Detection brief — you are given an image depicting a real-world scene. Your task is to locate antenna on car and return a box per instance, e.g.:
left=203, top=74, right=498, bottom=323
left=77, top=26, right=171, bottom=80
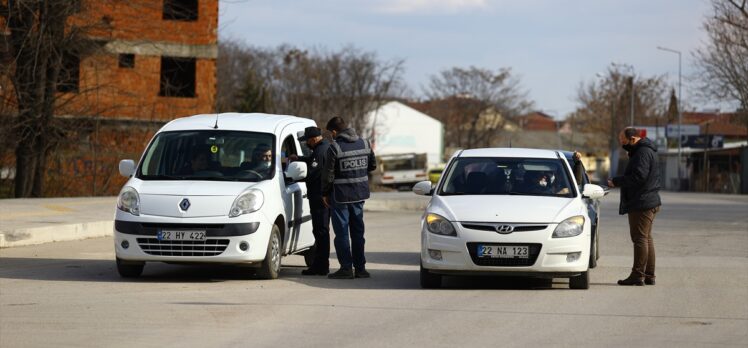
left=213, top=114, right=219, bottom=129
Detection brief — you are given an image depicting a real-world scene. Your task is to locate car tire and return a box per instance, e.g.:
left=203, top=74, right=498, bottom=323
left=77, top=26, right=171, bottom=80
left=302, top=244, right=316, bottom=267
left=257, top=225, right=282, bottom=279
left=569, top=271, right=589, bottom=290
left=589, top=227, right=598, bottom=269
left=116, top=258, right=144, bottom=278
left=420, top=262, right=441, bottom=289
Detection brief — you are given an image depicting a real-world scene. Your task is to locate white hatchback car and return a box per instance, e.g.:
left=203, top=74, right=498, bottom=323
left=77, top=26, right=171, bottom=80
left=414, top=148, right=606, bottom=289
left=114, top=113, right=316, bottom=279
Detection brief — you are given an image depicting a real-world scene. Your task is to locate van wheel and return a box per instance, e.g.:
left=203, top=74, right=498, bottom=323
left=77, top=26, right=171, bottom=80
left=116, top=258, right=144, bottom=278
left=257, top=225, right=282, bottom=279
left=420, top=263, right=441, bottom=289
left=303, top=245, right=316, bottom=267
left=569, top=271, right=589, bottom=290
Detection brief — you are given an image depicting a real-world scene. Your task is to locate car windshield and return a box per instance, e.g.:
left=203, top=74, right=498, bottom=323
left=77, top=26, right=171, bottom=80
left=137, top=130, right=275, bottom=182
left=439, top=157, right=575, bottom=198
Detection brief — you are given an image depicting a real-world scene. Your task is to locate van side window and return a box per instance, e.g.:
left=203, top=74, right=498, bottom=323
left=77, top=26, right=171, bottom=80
left=281, top=135, right=299, bottom=171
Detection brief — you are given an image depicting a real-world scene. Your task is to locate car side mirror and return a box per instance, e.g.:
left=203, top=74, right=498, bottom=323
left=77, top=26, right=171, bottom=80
left=582, top=184, right=605, bottom=200
left=119, top=159, right=135, bottom=177
left=413, top=181, right=433, bottom=196
left=285, top=161, right=307, bottom=182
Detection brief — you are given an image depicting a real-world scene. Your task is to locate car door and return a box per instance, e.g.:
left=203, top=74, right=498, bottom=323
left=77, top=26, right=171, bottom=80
left=279, top=126, right=314, bottom=255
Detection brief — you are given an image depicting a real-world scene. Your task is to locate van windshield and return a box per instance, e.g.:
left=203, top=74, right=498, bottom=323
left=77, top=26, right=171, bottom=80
left=137, top=130, right=275, bottom=182
left=439, top=157, right=575, bottom=198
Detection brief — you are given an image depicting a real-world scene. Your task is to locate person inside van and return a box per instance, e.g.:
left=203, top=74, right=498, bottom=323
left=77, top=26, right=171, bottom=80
left=240, top=144, right=273, bottom=177
left=177, top=149, right=210, bottom=175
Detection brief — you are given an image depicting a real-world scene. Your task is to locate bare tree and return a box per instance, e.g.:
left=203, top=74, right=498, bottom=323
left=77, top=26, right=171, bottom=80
left=216, top=41, right=405, bottom=133
left=1, top=0, right=115, bottom=197
left=422, top=66, right=532, bottom=149
left=694, top=0, right=748, bottom=136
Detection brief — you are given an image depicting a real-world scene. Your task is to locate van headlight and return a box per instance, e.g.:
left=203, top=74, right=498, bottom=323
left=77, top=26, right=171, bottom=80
left=117, top=187, right=140, bottom=216
left=229, top=189, right=264, bottom=218
left=425, top=213, right=456, bottom=236
left=553, top=216, right=584, bottom=238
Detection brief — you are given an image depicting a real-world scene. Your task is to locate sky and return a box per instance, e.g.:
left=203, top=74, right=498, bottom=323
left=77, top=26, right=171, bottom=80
left=219, top=0, right=725, bottom=119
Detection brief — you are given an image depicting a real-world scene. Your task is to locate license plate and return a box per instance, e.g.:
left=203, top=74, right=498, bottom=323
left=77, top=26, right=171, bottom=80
left=157, top=230, right=207, bottom=241
left=477, top=244, right=529, bottom=259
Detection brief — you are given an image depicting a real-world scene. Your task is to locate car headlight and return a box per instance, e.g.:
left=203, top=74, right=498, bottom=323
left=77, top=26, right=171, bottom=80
left=117, top=187, right=140, bottom=216
left=229, top=189, right=264, bottom=218
left=425, top=213, right=456, bottom=236
left=553, top=216, right=584, bottom=238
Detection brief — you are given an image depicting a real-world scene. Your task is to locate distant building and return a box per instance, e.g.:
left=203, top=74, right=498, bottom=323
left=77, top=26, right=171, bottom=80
left=514, top=111, right=559, bottom=132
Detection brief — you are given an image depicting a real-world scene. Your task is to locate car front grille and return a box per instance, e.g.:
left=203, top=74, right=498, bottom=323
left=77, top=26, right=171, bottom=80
left=461, top=223, right=548, bottom=233
left=136, top=238, right=230, bottom=257
left=466, top=243, right=542, bottom=266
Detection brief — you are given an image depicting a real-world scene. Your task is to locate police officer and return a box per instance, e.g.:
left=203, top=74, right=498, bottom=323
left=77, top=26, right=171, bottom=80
left=322, top=117, right=377, bottom=279
left=293, top=127, right=332, bottom=275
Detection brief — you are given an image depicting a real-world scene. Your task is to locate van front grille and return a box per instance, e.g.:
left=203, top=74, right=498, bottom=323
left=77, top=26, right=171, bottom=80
left=136, top=238, right=230, bottom=257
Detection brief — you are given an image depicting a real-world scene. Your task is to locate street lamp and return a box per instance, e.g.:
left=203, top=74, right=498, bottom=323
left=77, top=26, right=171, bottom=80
left=657, top=46, right=682, bottom=190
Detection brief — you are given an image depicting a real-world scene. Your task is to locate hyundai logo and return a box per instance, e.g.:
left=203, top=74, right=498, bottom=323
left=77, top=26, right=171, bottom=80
left=495, top=225, right=514, bottom=234
left=179, top=198, right=191, bottom=211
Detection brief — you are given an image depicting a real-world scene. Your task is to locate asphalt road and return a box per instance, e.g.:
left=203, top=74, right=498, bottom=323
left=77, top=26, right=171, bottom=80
left=1, top=191, right=747, bottom=347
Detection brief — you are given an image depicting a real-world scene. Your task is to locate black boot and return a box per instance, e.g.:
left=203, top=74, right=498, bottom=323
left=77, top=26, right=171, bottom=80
left=327, top=268, right=354, bottom=279
left=617, top=275, right=644, bottom=286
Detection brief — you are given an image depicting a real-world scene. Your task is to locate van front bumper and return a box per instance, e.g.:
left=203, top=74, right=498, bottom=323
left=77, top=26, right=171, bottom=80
left=114, top=219, right=272, bottom=263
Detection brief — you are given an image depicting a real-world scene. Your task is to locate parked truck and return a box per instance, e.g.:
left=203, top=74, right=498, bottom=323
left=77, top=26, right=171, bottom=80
left=377, top=153, right=428, bottom=190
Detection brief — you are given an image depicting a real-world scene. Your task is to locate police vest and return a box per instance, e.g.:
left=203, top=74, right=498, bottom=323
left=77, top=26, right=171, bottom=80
left=332, top=138, right=371, bottom=203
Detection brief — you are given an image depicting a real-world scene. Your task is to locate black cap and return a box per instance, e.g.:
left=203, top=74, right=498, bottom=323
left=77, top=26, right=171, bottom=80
left=298, top=126, right=322, bottom=141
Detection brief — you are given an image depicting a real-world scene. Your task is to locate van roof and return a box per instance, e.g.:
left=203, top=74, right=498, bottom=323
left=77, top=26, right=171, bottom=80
left=159, top=113, right=317, bottom=134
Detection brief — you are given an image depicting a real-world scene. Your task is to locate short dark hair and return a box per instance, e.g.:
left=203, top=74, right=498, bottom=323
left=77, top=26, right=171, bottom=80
left=326, top=117, right=347, bottom=132
left=623, top=127, right=639, bottom=139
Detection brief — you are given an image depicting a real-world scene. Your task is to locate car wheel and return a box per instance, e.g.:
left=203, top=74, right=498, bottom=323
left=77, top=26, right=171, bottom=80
left=569, top=271, right=589, bottom=290
left=420, top=262, right=441, bottom=289
left=303, top=244, right=316, bottom=267
left=116, top=258, right=144, bottom=278
left=257, top=225, right=282, bottom=279
left=589, top=227, right=598, bottom=269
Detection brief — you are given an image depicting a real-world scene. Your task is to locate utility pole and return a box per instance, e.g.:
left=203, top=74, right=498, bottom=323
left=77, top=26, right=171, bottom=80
left=657, top=46, right=683, bottom=190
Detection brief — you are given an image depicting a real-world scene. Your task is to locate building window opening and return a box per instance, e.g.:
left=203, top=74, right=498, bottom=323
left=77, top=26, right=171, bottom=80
left=159, top=57, right=196, bottom=98
left=118, top=54, right=135, bottom=68
left=163, top=0, right=198, bottom=21
left=57, top=52, right=80, bottom=93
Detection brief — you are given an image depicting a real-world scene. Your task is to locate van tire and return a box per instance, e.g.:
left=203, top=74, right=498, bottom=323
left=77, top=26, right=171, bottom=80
left=257, top=225, right=282, bottom=279
left=116, top=258, right=144, bottom=278
left=589, top=226, right=599, bottom=269
left=420, top=262, right=441, bottom=289
left=569, top=271, right=589, bottom=290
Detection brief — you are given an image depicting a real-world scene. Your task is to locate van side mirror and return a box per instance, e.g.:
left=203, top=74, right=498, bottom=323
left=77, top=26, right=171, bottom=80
left=581, top=184, right=605, bottom=200
left=413, top=181, right=433, bottom=196
left=119, top=159, right=136, bottom=177
left=285, top=161, right=307, bottom=182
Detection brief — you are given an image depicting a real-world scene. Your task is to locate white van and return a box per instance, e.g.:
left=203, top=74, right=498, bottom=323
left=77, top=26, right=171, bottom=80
left=114, top=113, right=316, bottom=279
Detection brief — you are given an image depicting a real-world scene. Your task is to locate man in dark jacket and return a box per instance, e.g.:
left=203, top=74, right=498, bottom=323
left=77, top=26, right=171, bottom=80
left=294, top=127, right=332, bottom=276
left=321, top=117, right=377, bottom=279
left=607, top=127, right=662, bottom=286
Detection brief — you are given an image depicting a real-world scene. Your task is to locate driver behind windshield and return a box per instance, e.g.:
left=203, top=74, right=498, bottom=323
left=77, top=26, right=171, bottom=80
left=242, top=144, right=273, bottom=176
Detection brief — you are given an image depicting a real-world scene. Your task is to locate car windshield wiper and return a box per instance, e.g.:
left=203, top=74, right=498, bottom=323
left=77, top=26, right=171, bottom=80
left=141, top=174, right=187, bottom=180
left=441, top=192, right=465, bottom=196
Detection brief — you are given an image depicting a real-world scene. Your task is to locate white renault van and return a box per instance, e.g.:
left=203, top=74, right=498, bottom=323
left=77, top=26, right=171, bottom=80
left=114, top=113, right=316, bottom=279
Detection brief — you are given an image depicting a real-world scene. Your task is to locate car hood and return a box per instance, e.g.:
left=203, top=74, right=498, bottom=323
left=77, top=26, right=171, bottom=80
left=433, top=195, right=578, bottom=223
left=135, top=180, right=257, bottom=196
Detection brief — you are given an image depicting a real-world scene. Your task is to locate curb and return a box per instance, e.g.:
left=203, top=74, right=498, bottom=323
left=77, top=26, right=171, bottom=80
left=0, top=221, right=113, bottom=248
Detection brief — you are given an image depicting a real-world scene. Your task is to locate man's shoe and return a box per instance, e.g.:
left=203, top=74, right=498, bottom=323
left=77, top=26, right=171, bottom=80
left=301, top=268, right=329, bottom=276
left=617, top=276, right=644, bottom=286
left=644, top=278, right=656, bottom=285
left=354, top=269, right=370, bottom=278
left=327, top=268, right=354, bottom=279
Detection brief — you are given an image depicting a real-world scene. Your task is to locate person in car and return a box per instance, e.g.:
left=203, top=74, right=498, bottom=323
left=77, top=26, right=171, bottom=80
left=177, top=150, right=210, bottom=175
left=240, top=144, right=273, bottom=176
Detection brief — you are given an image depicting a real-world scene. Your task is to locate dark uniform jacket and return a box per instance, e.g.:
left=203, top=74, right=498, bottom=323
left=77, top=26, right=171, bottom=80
left=612, top=137, right=662, bottom=215
left=322, top=128, right=377, bottom=204
left=296, top=139, right=331, bottom=200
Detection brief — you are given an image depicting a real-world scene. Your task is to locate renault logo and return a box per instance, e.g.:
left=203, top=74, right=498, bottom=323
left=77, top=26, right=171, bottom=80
left=496, top=225, right=514, bottom=234
left=179, top=198, right=191, bottom=211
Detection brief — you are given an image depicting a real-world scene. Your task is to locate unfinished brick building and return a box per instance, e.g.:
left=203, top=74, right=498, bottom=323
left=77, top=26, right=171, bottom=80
left=1, top=1, right=219, bottom=196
